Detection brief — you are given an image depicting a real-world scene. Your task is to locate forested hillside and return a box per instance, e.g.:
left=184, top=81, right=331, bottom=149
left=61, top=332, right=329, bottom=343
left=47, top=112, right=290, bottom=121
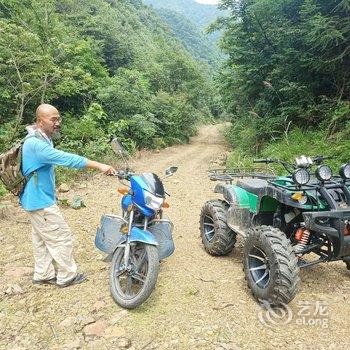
left=217, top=0, right=350, bottom=167
left=144, top=0, right=224, bottom=49
left=155, top=8, right=221, bottom=68
left=0, top=0, right=218, bottom=159
left=144, top=0, right=222, bottom=32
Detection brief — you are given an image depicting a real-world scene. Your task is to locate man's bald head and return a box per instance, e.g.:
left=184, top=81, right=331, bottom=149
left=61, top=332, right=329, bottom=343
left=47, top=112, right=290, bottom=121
left=35, top=104, right=61, bottom=139
left=36, top=104, right=59, bottom=122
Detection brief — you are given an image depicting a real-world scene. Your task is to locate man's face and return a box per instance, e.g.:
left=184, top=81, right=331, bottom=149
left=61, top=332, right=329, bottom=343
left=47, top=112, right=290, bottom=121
left=37, top=110, right=61, bottom=138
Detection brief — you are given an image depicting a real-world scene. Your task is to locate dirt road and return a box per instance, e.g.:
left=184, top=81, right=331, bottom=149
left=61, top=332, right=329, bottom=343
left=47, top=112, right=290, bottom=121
left=1, top=124, right=350, bottom=350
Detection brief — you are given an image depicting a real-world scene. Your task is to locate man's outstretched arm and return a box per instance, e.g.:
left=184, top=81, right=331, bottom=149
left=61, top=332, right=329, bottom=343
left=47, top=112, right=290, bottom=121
left=86, top=160, right=117, bottom=175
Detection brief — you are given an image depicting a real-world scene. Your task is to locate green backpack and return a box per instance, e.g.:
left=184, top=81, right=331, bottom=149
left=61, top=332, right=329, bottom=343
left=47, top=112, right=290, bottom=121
left=0, top=135, right=36, bottom=196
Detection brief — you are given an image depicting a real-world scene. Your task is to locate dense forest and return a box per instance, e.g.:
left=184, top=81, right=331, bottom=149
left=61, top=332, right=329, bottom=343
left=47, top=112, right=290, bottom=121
left=218, top=0, right=350, bottom=168
left=0, top=0, right=218, bottom=159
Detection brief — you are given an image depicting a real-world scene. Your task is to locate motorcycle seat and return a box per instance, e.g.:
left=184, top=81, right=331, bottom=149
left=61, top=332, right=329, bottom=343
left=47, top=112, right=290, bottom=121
left=236, top=178, right=268, bottom=196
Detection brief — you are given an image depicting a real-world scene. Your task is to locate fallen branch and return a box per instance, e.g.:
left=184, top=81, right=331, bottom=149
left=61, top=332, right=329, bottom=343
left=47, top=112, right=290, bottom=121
left=139, top=339, right=154, bottom=350
left=199, top=277, right=215, bottom=283
left=212, top=303, right=235, bottom=311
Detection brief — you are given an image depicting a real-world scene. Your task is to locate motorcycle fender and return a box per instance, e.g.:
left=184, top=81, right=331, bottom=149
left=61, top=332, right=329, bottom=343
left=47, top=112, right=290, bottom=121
left=103, top=237, right=126, bottom=262
left=129, top=227, right=159, bottom=246
left=103, top=253, right=113, bottom=262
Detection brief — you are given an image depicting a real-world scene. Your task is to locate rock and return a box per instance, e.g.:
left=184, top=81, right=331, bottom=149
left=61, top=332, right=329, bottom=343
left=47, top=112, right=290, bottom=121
left=109, top=310, right=128, bottom=325
left=117, top=338, right=132, bottom=349
left=5, top=283, right=24, bottom=295
left=103, top=325, right=126, bottom=339
left=58, top=183, right=70, bottom=193
left=92, top=300, right=105, bottom=311
left=59, top=316, right=76, bottom=329
left=0, top=236, right=4, bottom=242
left=83, top=320, right=107, bottom=337
left=4, top=266, right=33, bottom=278
left=173, top=180, right=180, bottom=184
left=86, top=339, right=107, bottom=350
left=60, top=339, right=82, bottom=350
left=0, top=203, right=16, bottom=219
left=71, top=196, right=86, bottom=210
left=77, top=315, right=95, bottom=327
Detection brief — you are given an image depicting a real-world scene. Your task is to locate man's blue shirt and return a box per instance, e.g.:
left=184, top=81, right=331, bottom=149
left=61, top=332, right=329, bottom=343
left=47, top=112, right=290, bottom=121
left=20, top=136, right=88, bottom=211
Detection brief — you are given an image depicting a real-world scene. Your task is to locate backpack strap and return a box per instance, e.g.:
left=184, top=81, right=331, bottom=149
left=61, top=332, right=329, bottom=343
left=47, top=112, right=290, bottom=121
left=21, top=132, right=47, bottom=184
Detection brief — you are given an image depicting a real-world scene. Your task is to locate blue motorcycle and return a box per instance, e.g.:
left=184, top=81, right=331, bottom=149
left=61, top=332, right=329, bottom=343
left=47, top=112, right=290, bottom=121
left=95, top=139, right=177, bottom=308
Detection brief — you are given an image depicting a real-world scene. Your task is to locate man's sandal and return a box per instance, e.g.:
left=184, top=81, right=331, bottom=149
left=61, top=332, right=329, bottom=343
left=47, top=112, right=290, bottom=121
left=33, top=277, right=57, bottom=285
left=57, top=273, right=87, bottom=288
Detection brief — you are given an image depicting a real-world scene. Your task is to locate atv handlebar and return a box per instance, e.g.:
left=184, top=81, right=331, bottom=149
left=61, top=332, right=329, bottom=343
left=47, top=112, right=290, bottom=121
left=312, top=155, right=333, bottom=165
left=253, top=158, right=273, bottom=164
left=253, top=158, right=296, bottom=174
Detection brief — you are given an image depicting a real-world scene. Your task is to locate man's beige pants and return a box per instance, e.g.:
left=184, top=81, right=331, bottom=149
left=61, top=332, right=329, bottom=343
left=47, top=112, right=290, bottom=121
left=27, top=204, right=77, bottom=285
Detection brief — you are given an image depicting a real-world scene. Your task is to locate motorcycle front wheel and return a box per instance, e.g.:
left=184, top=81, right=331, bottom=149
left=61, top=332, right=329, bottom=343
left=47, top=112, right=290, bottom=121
left=110, top=243, right=159, bottom=309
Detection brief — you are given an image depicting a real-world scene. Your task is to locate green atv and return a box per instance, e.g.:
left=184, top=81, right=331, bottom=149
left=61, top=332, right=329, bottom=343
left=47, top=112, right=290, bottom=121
left=200, top=156, right=350, bottom=305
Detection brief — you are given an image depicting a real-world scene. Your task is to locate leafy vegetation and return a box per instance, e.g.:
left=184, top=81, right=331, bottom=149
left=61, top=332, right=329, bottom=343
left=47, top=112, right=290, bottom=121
left=218, top=0, right=350, bottom=165
left=0, top=0, right=217, bottom=156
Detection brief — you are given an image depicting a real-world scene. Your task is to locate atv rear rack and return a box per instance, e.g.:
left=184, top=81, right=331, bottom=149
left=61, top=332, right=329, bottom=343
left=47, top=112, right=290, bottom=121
left=208, top=167, right=277, bottom=182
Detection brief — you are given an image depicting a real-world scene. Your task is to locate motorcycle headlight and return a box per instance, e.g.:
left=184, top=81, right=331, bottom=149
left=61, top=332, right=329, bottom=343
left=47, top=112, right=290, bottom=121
left=292, top=169, right=310, bottom=185
left=340, top=163, right=350, bottom=180
left=316, top=165, right=332, bottom=181
left=145, top=194, right=164, bottom=210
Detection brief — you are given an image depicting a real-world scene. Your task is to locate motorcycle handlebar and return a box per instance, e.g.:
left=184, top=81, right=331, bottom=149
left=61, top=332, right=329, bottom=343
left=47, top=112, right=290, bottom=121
left=115, top=170, right=132, bottom=180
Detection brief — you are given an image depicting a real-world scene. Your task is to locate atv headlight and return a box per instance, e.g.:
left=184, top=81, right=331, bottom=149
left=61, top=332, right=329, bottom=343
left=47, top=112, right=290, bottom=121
left=145, top=193, right=164, bottom=210
left=292, top=169, right=310, bottom=185
left=291, top=192, right=308, bottom=205
left=340, top=163, right=350, bottom=180
left=316, top=165, right=332, bottom=181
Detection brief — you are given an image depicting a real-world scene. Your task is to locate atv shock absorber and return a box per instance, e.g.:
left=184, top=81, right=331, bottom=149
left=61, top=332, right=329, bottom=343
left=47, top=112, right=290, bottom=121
left=294, top=228, right=311, bottom=255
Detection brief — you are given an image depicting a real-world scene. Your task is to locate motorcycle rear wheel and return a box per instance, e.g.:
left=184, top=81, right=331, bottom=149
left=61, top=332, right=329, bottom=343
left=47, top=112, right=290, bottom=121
left=110, top=243, right=159, bottom=309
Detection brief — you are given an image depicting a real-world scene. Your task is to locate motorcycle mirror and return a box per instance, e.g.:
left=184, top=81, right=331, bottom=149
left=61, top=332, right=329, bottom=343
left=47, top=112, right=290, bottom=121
left=165, top=166, right=178, bottom=176
left=111, top=138, right=125, bottom=155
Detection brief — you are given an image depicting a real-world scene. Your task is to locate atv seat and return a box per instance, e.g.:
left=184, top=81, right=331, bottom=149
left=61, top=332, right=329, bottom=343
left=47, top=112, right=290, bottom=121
left=236, top=179, right=268, bottom=196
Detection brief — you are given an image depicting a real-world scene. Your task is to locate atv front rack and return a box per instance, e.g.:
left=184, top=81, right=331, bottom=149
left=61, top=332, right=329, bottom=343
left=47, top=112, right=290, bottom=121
left=208, top=167, right=277, bottom=182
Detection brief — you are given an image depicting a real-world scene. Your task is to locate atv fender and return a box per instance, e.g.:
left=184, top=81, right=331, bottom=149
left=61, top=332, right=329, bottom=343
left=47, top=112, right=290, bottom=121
left=214, top=183, right=251, bottom=233
left=214, top=183, right=250, bottom=208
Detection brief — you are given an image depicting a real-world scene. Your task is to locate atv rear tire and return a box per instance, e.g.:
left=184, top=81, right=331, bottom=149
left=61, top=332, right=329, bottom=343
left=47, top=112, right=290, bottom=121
left=243, top=225, right=300, bottom=305
left=200, top=199, right=237, bottom=256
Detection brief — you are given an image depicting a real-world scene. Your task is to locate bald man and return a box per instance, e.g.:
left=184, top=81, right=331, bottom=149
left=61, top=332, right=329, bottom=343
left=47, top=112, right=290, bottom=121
left=20, top=104, right=117, bottom=288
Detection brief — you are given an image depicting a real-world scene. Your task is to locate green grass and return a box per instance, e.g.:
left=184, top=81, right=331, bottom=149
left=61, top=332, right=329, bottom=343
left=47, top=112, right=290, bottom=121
left=0, top=182, right=7, bottom=198
left=226, top=127, right=350, bottom=175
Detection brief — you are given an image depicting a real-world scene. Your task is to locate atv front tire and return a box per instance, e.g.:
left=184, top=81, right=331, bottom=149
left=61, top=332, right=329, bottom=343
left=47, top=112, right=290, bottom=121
left=243, top=225, right=300, bottom=305
left=200, top=199, right=237, bottom=256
